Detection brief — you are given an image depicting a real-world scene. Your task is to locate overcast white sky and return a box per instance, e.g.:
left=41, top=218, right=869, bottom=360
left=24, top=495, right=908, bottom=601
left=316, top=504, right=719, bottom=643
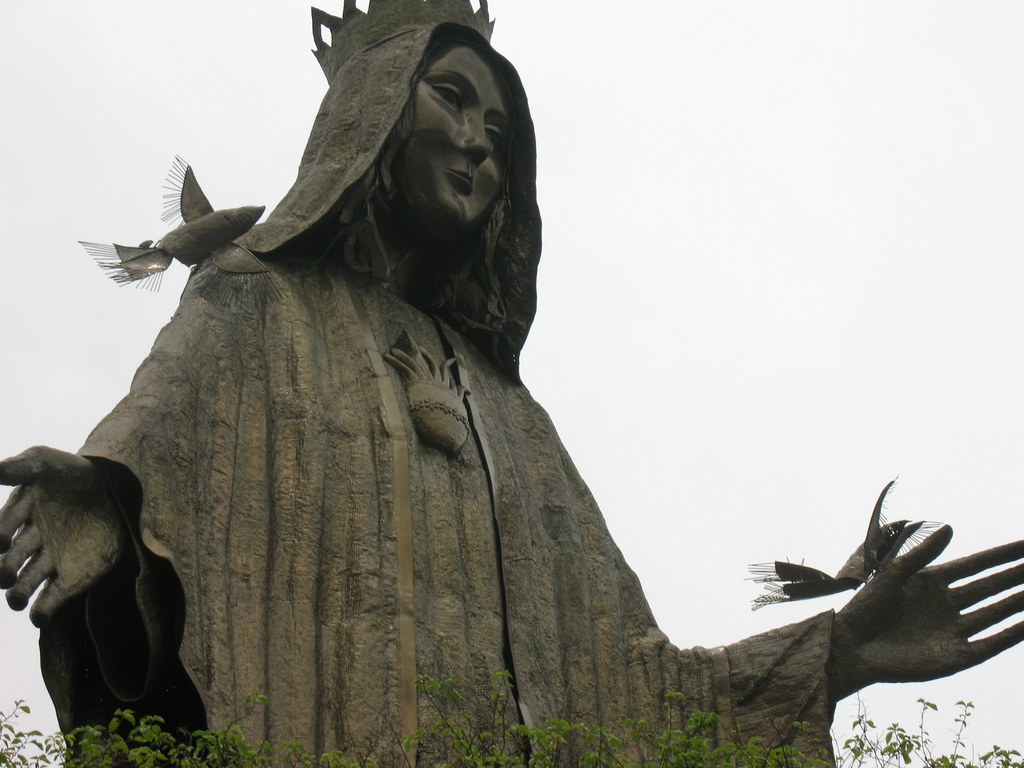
left=2, top=0, right=1023, bottom=755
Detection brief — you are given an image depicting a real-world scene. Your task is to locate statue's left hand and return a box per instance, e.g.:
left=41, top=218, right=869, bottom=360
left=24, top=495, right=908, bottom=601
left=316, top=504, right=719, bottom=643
left=828, top=526, right=1024, bottom=702
left=0, top=447, right=125, bottom=627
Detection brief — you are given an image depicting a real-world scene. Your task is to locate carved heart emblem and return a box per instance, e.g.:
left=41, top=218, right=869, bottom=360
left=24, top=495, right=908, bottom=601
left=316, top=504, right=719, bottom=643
left=385, top=330, right=470, bottom=456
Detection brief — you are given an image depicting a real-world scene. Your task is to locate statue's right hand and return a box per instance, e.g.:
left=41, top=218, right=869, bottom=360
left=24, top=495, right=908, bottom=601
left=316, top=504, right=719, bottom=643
left=0, top=446, right=126, bottom=627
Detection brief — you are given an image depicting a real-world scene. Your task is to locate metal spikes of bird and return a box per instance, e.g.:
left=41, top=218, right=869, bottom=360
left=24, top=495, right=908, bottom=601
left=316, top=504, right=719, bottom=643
left=749, top=480, right=937, bottom=609
left=80, top=157, right=266, bottom=290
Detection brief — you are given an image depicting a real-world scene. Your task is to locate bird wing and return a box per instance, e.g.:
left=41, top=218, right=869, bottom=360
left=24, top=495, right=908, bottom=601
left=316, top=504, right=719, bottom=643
left=769, top=561, right=834, bottom=583
left=780, top=577, right=861, bottom=601
left=750, top=570, right=860, bottom=609
left=861, top=479, right=897, bottom=572
left=749, top=561, right=853, bottom=609
left=211, top=243, right=270, bottom=274
left=163, top=156, right=214, bottom=225
left=877, top=520, right=939, bottom=568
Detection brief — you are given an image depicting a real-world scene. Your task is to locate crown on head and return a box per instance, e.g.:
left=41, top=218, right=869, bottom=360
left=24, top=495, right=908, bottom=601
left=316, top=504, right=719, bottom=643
left=312, top=0, right=494, bottom=83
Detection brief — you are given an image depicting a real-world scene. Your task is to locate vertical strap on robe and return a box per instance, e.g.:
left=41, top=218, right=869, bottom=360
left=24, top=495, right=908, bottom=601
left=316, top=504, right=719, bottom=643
left=346, top=283, right=418, bottom=759
left=710, top=645, right=735, bottom=747
left=436, top=323, right=535, bottom=732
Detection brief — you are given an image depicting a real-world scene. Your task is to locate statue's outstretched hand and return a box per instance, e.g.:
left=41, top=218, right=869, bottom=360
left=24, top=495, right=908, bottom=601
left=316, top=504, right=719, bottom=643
left=0, top=446, right=125, bottom=627
left=829, top=525, right=1024, bottom=702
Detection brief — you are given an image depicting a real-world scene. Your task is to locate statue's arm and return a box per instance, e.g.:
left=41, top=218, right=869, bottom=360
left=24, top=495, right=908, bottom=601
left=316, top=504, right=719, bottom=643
left=0, top=446, right=126, bottom=626
left=717, top=612, right=835, bottom=759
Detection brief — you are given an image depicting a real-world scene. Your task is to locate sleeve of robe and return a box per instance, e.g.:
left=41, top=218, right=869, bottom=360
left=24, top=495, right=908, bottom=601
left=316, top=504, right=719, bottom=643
left=722, top=613, right=834, bottom=758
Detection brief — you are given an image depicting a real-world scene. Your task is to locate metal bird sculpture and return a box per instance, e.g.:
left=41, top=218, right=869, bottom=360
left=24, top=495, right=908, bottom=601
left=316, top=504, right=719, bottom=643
left=749, top=480, right=936, bottom=609
left=81, top=157, right=266, bottom=290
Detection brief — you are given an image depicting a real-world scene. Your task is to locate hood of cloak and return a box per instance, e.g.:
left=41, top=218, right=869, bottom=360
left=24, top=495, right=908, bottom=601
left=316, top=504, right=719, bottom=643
left=236, top=22, right=541, bottom=379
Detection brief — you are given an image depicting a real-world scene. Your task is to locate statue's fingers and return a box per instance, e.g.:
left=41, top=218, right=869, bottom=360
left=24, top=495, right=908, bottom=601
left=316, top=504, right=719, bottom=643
left=4, top=552, right=55, bottom=612
left=0, top=487, right=33, bottom=551
left=889, top=524, right=953, bottom=577
left=28, top=577, right=68, bottom=628
left=950, top=561, right=1024, bottom=611
left=0, top=457, right=28, bottom=487
left=0, top=447, right=51, bottom=486
left=961, top=590, right=1024, bottom=639
left=964, top=618, right=1024, bottom=667
left=0, top=524, right=42, bottom=588
left=931, top=539, right=1024, bottom=585
left=0, top=447, right=95, bottom=493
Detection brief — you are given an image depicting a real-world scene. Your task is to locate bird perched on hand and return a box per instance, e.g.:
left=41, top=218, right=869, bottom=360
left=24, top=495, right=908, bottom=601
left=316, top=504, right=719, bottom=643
left=81, top=157, right=266, bottom=290
left=749, top=480, right=936, bottom=609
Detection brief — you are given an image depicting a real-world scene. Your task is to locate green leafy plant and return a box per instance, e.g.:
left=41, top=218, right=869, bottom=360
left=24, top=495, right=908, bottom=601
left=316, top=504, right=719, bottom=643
left=408, top=673, right=831, bottom=768
left=837, top=698, right=1022, bottom=768
left=2, top=680, right=1020, bottom=768
left=1, top=701, right=63, bottom=767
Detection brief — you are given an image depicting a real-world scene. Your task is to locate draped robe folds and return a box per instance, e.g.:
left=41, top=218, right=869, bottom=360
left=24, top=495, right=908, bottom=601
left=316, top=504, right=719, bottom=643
left=40, top=261, right=837, bottom=761
left=35, top=21, right=837, bottom=762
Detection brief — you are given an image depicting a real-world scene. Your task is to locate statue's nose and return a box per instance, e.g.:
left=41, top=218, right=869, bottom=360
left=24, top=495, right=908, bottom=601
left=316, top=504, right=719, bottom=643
left=457, top=118, right=489, bottom=165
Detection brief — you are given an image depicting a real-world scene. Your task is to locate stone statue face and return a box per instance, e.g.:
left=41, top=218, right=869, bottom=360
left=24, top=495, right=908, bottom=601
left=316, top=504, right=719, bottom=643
left=393, top=43, right=511, bottom=244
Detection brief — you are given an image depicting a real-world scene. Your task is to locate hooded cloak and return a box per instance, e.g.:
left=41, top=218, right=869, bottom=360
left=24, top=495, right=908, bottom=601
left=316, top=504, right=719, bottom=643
left=40, top=21, right=837, bottom=764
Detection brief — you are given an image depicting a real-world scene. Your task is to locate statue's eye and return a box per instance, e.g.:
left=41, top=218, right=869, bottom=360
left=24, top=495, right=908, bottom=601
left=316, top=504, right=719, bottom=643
left=486, top=127, right=504, bottom=153
left=434, top=84, right=463, bottom=109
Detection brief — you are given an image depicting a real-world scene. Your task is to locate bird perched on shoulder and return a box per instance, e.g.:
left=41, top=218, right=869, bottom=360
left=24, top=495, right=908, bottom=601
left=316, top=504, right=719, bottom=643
left=81, top=157, right=266, bottom=290
left=749, top=480, right=937, bottom=609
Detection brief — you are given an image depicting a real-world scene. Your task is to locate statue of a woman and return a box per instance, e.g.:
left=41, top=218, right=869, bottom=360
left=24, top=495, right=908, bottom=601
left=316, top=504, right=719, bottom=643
left=2, top=2, right=1023, bottom=763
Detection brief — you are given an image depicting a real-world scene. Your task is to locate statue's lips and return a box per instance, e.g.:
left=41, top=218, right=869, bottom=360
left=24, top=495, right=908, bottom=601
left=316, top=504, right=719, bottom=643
left=445, top=168, right=474, bottom=195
